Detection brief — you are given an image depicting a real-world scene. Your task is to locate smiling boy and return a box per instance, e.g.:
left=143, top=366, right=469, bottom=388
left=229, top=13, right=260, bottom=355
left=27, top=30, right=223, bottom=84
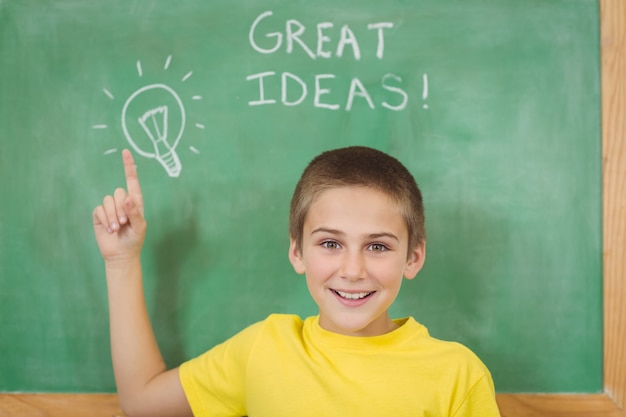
left=93, top=146, right=500, bottom=417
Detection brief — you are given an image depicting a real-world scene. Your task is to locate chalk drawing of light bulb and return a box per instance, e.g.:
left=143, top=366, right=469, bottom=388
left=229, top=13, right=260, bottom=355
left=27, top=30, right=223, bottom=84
left=92, top=56, right=205, bottom=174
left=121, top=84, right=186, bottom=177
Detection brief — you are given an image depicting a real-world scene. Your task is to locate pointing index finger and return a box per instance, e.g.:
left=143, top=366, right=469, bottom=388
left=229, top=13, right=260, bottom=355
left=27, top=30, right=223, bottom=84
left=122, top=149, right=144, bottom=215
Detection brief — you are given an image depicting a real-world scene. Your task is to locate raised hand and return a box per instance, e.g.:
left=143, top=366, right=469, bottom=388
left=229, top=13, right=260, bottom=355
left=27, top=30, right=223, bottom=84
left=93, top=149, right=147, bottom=263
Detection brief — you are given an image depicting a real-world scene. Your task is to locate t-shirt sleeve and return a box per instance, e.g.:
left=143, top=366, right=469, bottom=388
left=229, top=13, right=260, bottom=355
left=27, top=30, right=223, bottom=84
left=179, top=320, right=264, bottom=417
left=452, top=372, right=501, bottom=417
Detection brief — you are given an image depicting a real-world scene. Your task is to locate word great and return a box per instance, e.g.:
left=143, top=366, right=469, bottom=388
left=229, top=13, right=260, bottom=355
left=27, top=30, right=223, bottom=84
left=245, top=10, right=410, bottom=111
left=249, top=10, right=393, bottom=60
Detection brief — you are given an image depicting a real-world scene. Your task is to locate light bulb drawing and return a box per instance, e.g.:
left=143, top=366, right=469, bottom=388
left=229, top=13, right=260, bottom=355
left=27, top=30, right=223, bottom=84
left=122, top=84, right=185, bottom=177
left=92, top=55, right=205, bottom=178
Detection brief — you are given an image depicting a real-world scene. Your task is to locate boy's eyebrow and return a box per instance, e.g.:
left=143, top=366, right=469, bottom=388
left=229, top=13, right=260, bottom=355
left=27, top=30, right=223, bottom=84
left=367, top=232, right=400, bottom=242
left=311, top=228, right=399, bottom=242
left=311, top=227, right=344, bottom=236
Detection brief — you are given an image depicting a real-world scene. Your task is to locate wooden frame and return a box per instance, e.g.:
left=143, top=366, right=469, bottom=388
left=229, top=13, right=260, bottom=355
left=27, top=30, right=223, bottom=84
left=0, top=1, right=623, bottom=415
left=599, top=0, right=626, bottom=413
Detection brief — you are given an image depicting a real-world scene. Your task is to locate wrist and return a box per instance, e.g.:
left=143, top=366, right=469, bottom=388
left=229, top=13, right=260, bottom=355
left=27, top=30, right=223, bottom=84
left=104, top=256, right=142, bottom=275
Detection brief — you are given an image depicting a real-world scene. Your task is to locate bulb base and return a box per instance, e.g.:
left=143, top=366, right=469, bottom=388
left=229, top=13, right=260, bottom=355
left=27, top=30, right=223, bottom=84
left=157, top=151, right=182, bottom=178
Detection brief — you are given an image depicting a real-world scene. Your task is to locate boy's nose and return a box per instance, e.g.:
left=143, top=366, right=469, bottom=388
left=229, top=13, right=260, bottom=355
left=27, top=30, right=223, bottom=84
left=339, top=251, right=365, bottom=281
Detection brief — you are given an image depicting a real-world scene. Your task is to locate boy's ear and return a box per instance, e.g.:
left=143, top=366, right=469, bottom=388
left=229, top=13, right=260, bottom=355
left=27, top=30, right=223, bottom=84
left=288, top=237, right=306, bottom=275
left=403, top=242, right=426, bottom=280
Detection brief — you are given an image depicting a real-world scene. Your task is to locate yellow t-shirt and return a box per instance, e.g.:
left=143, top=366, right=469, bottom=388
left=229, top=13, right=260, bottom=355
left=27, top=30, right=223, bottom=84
left=179, top=314, right=500, bottom=417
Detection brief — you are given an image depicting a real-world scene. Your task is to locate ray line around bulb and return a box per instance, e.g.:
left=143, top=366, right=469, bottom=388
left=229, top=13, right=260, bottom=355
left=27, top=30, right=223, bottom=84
left=102, top=88, right=114, bottom=100
left=164, top=55, right=172, bottom=70
left=182, top=71, right=193, bottom=82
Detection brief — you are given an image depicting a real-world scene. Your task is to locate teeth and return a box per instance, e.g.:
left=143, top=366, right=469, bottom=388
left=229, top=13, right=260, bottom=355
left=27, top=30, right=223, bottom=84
left=335, top=290, right=372, bottom=300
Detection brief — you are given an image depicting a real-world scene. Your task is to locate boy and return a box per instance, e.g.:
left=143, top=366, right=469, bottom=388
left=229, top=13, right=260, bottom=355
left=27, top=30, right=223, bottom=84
left=93, top=146, right=500, bottom=417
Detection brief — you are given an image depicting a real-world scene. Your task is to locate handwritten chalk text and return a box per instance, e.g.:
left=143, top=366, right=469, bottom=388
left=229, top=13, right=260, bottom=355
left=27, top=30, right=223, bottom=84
left=246, top=11, right=426, bottom=111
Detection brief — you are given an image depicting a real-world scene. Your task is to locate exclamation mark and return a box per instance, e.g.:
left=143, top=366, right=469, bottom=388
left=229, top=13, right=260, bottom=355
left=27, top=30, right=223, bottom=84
left=422, top=73, right=429, bottom=109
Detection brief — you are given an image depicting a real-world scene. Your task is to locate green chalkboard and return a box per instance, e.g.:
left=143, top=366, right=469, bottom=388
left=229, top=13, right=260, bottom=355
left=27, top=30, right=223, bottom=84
left=0, top=0, right=602, bottom=393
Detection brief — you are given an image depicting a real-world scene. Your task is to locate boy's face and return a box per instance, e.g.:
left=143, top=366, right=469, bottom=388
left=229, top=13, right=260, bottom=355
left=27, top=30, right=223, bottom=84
left=289, top=186, right=425, bottom=337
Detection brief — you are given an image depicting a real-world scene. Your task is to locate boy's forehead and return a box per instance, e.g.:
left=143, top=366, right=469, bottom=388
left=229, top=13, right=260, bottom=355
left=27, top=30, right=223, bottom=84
left=304, top=186, right=408, bottom=234
left=310, top=186, right=399, bottom=209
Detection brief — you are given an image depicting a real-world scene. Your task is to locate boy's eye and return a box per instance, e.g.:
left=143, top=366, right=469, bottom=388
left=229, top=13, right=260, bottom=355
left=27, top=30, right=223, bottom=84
left=321, top=240, right=340, bottom=249
left=369, top=243, right=388, bottom=252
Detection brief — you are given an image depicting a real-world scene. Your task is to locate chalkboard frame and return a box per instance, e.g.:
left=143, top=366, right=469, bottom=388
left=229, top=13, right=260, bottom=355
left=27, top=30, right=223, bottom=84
left=600, top=0, right=626, bottom=410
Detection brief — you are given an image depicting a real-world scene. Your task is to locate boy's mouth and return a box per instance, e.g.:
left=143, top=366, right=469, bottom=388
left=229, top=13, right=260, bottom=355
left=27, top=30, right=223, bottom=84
left=332, top=290, right=375, bottom=300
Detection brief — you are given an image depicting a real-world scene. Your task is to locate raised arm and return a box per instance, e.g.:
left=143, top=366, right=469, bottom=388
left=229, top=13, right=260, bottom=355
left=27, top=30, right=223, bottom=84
left=93, top=150, right=192, bottom=417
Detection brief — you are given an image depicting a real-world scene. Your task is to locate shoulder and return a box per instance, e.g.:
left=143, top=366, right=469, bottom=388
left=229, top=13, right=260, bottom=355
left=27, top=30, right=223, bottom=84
left=228, top=314, right=305, bottom=335
left=215, top=314, right=307, bottom=347
left=406, top=320, right=499, bottom=415
left=405, top=318, right=491, bottom=374
left=252, top=313, right=307, bottom=340
left=254, top=313, right=304, bottom=331
left=263, top=313, right=305, bottom=326
left=430, top=338, right=487, bottom=369
left=181, top=314, right=306, bottom=370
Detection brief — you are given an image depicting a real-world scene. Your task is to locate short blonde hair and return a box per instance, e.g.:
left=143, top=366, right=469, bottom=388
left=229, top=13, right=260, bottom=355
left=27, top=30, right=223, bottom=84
left=289, top=146, right=425, bottom=255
